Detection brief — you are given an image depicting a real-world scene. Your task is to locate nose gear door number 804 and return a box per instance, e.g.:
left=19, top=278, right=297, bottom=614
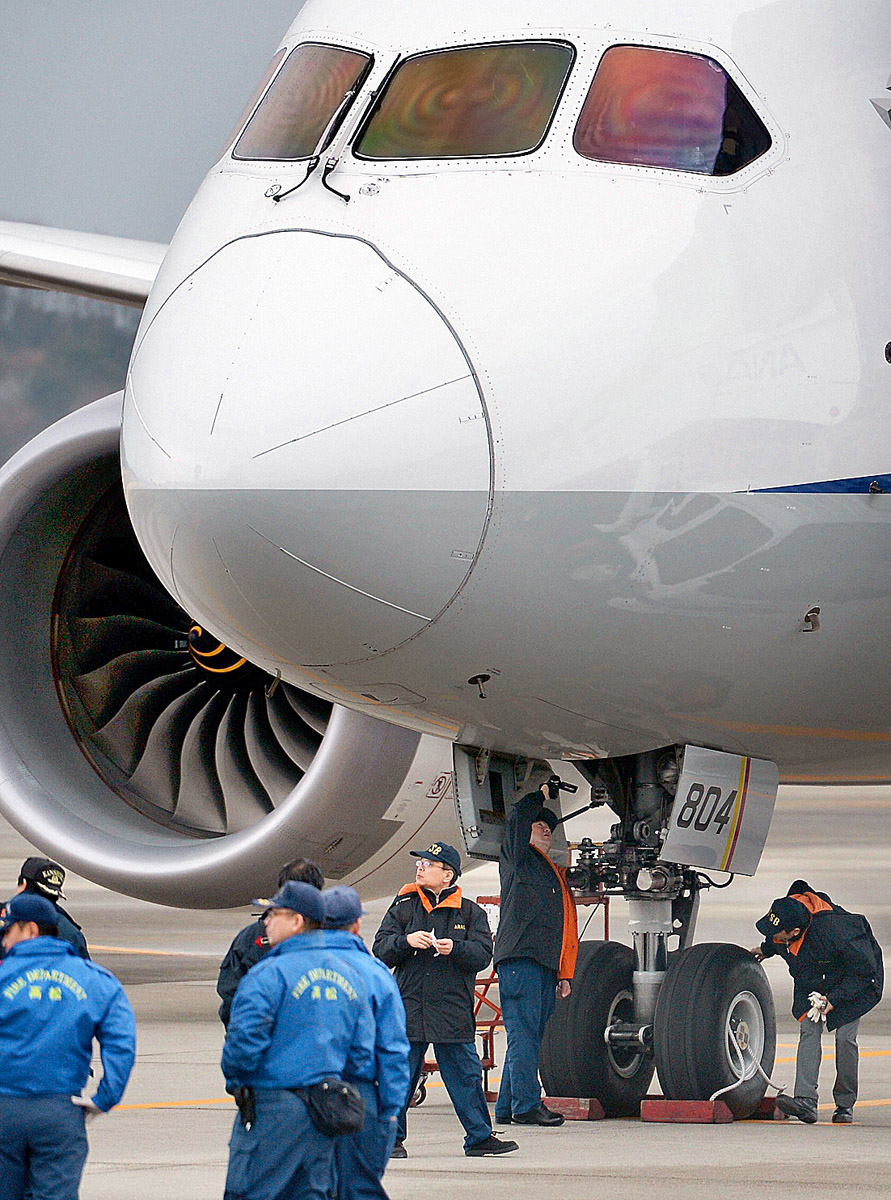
left=674, top=783, right=736, bottom=833
left=660, top=746, right=779, bottom=877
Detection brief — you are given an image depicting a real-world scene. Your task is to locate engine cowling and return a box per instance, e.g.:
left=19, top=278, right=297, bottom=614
left=0, top=394, right=460, bottom=906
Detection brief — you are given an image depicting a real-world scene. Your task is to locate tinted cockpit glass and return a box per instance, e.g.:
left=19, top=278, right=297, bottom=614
left=234, top=43, right=372, bottom=161
left=573, top=46, right=771, bottom=176
left=355, top=41, right=574, bottom=160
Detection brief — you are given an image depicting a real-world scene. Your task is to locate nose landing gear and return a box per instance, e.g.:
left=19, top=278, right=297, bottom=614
left=539, top=748, right=776, bottom=1119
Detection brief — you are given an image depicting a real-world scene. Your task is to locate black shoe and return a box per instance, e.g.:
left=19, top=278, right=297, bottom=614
left=775, top=1095, right=818, bottom=1123
left=511, top=1104, right=565, bottom=1127
left=390, top=1140, right=408, bottom=1158
left=494, top=1113, right=512, bottom=1125
left=465, top=1134, right=519, bottom=1156
left=832, top=1107, right=854, bottom=1124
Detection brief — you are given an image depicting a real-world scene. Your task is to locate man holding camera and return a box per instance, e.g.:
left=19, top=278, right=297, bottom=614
left=494, top=782, right=578, bottom=1127
left=222, top=881, right=376, bottom=1200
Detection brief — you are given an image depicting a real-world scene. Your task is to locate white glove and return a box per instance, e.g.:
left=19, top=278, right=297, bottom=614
left=429, top=929, right=440, bottom=956
left=71, top=1096, right=103, bottom=1124
left=806, top=992, right=828, bottom=1023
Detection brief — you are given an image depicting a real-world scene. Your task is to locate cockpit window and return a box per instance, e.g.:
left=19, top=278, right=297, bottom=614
left=573, top=45, right=771, bottom=176
left=233, top=43, right=372, bottom=161
left=354, top=41, right=574, bottom=160
left=222, top=49, right=286, bottom=156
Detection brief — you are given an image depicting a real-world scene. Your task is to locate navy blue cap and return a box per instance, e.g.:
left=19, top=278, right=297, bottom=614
left=1, top=892, right=58, bottom=932
left=755, top=896, right=811, bottom=938
left=252, top=880, right=324, bottom=924
left=410, top=842, right=462, bottom=877
left=322, top=885, right=365, bottom=928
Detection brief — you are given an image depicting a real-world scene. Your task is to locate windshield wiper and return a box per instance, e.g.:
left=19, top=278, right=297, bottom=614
left=270, top=84, right=360, bottom=205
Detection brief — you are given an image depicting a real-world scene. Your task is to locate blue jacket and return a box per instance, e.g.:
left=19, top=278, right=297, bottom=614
left=0, top=937, right=136, bottom=1110
left=222, top=931, right=376, bottom=1090
left=320, top=930, right=410, bottom=1117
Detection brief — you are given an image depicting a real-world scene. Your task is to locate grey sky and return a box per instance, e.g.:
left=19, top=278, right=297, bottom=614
left=0, top=2, right=304, bottom=242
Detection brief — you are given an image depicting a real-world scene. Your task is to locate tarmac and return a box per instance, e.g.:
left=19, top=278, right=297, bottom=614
left=1, top=783, right=889, bottom=1200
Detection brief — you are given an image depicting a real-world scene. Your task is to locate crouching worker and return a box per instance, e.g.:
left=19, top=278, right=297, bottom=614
left=222, top=882, right=375, bottom=1200
left=321, top=886, right=410, bottom=1199
left=752, top=880, right=883, bottom=1124
left=0, top=893, right=136, bottom=1200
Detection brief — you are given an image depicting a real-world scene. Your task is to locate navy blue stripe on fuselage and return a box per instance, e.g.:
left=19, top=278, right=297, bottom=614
left=753, top=474, right=891, bottom=494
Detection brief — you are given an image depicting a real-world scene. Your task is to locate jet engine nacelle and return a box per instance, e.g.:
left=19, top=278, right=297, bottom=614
left=0, top=395, right=461, bottom=906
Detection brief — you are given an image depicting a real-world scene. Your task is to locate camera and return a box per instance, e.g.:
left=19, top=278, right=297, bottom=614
left=545, top=774, right=578, bottom=802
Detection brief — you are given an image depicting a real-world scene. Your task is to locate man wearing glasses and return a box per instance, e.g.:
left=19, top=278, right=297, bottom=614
left=373, top=843, right=518, bottom=1159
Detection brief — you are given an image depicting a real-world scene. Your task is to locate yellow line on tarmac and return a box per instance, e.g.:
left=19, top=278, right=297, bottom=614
left=776, top=1049, right=891, bottom=1064
left=117, top=1098, right=234, bottom=1110
left=818, top=1098, right=891, bottom=1110
left=90, top=944, right=221, bottom=958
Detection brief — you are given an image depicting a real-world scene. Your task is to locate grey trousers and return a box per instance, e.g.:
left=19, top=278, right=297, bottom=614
left=794, top=1017, right=859, bottom=1107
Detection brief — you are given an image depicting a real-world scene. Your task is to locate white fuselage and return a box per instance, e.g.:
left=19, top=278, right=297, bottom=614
left=121, top=0, right=891, bottom=784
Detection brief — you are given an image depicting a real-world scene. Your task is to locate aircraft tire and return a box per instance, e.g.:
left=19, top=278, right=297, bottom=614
left=653, top=942, right=776, bottom=1118
left=540, top=941, right=655, bottom=1115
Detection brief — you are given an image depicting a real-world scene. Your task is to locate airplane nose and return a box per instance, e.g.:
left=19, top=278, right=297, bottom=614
left=122, top=231, right=492, bottom=667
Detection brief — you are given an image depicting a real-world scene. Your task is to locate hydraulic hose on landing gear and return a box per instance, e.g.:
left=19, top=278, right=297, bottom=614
left=709, top=1030, right=785, bottom=1103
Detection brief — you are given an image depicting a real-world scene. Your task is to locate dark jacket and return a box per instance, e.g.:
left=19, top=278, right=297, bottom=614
left=0, top=894, right=89, bottom=962
left=372, top=884, right=492, bottom=1043
left=494, top=791, right=577, bottom=978
left=761, top=888, right=883, bottom=1031
left=53, top=902, right=90, bottom=960
left=217, top=918, right=268, bottom=1026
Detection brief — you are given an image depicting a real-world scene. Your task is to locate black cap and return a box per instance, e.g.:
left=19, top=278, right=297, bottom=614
left=532, top=808, right=559, bottom=832
left=1, top=892, right=58, bottom=932
left=410, top=842, right=462, bottom=877
left=20, top=857, right=66, bottom=900
left=755, top=896, right=811, bottom=938
left=252, top=881, right=325, bottom=924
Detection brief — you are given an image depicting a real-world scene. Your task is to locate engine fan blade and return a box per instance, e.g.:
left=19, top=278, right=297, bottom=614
left=172, top=691, right=229, bottom=834
left=128, top=683, right=214, bottom=813
left=74, top=556, right=183, bottom=623
left=265, top=686, right=321, bottom=772
left=67, top=614, right=183, bottom=675
left=243, top=690, right=303, bottom=803
left=72, top=649, right=189, bottom=728
left=91, top=667, right=198, bottom=776
left=280, top=683, right=331, bottom=736
left=214, top=692, right=275, bottom=833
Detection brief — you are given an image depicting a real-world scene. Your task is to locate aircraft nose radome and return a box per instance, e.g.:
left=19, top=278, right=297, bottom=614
left=122, top=231, right=492, bottom=667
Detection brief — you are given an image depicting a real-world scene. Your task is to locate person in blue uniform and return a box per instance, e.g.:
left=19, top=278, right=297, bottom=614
left=0, top=892, right=136, bottom=1200
left=216, top=857, right=324, bottom=1026
left=321, top=885, right=410, bottom=1199
left=222, top=881, right=376, bottom=1200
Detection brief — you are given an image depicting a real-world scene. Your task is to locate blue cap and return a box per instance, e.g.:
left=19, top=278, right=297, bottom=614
left=410, top=841, right=462, bottom=877
left=0, top=892, right=58, bottom=932
left=322, top=885, right=365, bottom=928
left=252, top=880, right=324, bottom=924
